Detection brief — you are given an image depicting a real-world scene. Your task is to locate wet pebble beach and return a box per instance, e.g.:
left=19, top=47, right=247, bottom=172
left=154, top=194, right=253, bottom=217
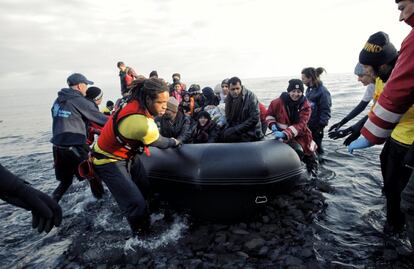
left=54, top=178, right=328, bottom=268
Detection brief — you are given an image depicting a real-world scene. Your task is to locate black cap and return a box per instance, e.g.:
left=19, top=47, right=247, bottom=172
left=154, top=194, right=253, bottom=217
left=286, top=79, right=304, bottom=93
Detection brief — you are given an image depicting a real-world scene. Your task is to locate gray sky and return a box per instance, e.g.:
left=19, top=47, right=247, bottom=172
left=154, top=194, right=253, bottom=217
left=0, top=0, right=409, bottom=94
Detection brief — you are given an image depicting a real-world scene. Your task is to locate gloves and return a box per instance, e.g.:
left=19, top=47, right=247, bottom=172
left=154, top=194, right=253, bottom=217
left=16, top=183, right=62, bottom=233
left=274, top=131, right=286, bottom=139
left=271, top=125, right=278, bottom=132
left=328, top=127, right=352, bottom=140
left=348, top=137, right=373, bottom=154
left=328, top=119, right=347, bottom=132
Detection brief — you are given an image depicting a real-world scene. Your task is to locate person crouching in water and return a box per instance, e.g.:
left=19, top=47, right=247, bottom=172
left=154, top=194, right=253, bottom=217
left=190, top=111, right=219, bottom=143
left=91, top=78, right=180, bottom=236
left=266, top=79, right=318, bottom=176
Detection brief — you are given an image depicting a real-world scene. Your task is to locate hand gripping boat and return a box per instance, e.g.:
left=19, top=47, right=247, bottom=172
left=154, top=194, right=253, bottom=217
left=139, top=140, right=304, bottom=221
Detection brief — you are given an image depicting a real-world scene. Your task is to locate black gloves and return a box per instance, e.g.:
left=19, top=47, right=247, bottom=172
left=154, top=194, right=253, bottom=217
left=328, top=119, right=347, bottom=132
left=0, top=164, right=62, bottom=233
left=15, top=183, right=62, bottom=233
left=328, top=116, right=368, bottom=146
left=328, top=127, right=352, bottom=140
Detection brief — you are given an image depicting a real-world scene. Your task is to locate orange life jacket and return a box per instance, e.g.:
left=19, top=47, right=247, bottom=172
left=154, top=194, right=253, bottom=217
left=96, top=100, right=152, bottom=159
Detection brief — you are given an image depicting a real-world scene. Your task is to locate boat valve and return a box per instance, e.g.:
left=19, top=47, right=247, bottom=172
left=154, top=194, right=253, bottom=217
left=255, top=195, right=268, bottom=204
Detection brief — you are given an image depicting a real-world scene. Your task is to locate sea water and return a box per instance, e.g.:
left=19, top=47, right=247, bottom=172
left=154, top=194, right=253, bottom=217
left=0, top=73, right=412, bottom=267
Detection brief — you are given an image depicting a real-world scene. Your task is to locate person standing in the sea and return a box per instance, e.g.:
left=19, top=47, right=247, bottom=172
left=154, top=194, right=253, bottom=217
left=50, top=73, right=108, bottom=202
left=301, top=67, right=331, bottom=158
left=348, top=0, right=414, bottom=237
left=330, top=32, right=398, bottom=147
left=266, top=79, right=318, bottom=176
left=328, top=63, right=375, bottom=143
left=91, top=78, right=180, bottom=236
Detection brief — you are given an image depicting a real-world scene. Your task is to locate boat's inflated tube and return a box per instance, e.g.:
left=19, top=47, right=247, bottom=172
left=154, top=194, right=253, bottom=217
left=138, top=140, right=303, bottom=221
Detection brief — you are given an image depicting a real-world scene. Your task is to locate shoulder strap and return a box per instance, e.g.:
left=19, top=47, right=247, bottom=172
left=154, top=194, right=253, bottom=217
left=111, top=99, right=145, bottom=157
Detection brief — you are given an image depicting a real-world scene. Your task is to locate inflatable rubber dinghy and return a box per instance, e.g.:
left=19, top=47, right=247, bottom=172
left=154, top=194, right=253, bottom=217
left=139, top=140, right=304, bottom=221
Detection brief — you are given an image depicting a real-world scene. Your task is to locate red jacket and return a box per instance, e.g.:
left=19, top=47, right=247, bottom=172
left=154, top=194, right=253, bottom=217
left=266, top=96, right=316, bottom=155
left=361, top=15, right=414, bottom=144
left=97, top=100, right=152, bottom=159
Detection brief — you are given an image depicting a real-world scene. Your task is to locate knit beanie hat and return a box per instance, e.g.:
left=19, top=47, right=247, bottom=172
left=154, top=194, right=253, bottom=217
left=167, top=97, right=179, bottom=113
left=286, top=79, right=304, bottom=93
left=359, top=31, right=397, bottom=67
left=86, top=86, right=103, bottom=100
left=354, top=63, right=364, bottom=76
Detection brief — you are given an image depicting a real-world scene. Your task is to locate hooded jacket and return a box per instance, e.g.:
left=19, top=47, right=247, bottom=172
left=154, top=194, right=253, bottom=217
left=51, top=88, right=108, bottom=146
left=361, top=14, right=414, bottom=145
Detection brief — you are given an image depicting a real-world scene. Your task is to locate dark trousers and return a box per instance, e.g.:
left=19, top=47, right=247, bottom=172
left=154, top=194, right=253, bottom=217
left=52, top=145, right=89, bottom=202
left=380, top=138, right=412, bottom=230
left=401, top=170, right=414, bottom=248
left=309, top=126, right=324, bottom=155
left=94, top=158, right=150, bottom=231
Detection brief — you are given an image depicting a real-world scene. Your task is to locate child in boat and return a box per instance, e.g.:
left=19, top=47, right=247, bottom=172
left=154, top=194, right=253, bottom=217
left=266, top=79, right=318, bottom=176
left=190, top=111, right=219, bottom=143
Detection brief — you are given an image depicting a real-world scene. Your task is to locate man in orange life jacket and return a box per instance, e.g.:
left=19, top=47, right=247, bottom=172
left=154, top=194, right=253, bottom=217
left=92, top=78, right=180, bottom=236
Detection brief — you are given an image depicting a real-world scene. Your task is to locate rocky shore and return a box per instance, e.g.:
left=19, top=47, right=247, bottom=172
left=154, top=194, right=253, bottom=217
left=54, top=178, right=332, bottom=268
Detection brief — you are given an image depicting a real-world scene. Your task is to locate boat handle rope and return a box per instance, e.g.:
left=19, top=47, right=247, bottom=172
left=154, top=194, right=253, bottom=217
left=255, top=195, right=268, bottom=204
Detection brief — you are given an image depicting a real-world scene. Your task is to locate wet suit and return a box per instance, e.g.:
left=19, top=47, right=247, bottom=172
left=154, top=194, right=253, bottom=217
left=0, top=164, right=62, bottom=233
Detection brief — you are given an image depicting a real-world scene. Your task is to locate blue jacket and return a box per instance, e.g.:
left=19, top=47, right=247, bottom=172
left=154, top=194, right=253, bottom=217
left=51, top=88, right=108, bottom=146
left=305, top=83, right=331, bottom=129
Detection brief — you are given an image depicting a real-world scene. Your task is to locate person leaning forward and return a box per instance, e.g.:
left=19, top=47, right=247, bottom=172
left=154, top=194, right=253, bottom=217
left=91, top=78, right=180, bottom=236
left=50, top=73, right=108, bottom=202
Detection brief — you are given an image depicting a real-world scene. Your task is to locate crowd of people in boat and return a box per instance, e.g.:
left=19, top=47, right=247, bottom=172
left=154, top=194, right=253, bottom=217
left=0, top=0, right=413, bottom=253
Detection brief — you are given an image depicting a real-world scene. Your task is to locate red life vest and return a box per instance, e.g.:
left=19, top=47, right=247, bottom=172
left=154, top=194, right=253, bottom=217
left=96, top=100, right=152, bottom=159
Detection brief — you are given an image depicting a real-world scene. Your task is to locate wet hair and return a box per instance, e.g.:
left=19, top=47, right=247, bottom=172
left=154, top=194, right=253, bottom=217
left=301, top=67, right=326, bottom=88
left=228, top=77, right=242, bottom=86
left=117, top=61, right=125, bottom=68
left=129, top=78, right=169, bottom=110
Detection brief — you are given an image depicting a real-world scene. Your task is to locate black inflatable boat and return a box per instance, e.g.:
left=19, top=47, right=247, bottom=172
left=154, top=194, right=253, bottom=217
left=140, top=139, right=304, bottom=221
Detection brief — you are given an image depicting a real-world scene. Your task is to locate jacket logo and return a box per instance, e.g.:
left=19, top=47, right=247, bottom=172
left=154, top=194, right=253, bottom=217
left=52, top=103, right=72, bottom=118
